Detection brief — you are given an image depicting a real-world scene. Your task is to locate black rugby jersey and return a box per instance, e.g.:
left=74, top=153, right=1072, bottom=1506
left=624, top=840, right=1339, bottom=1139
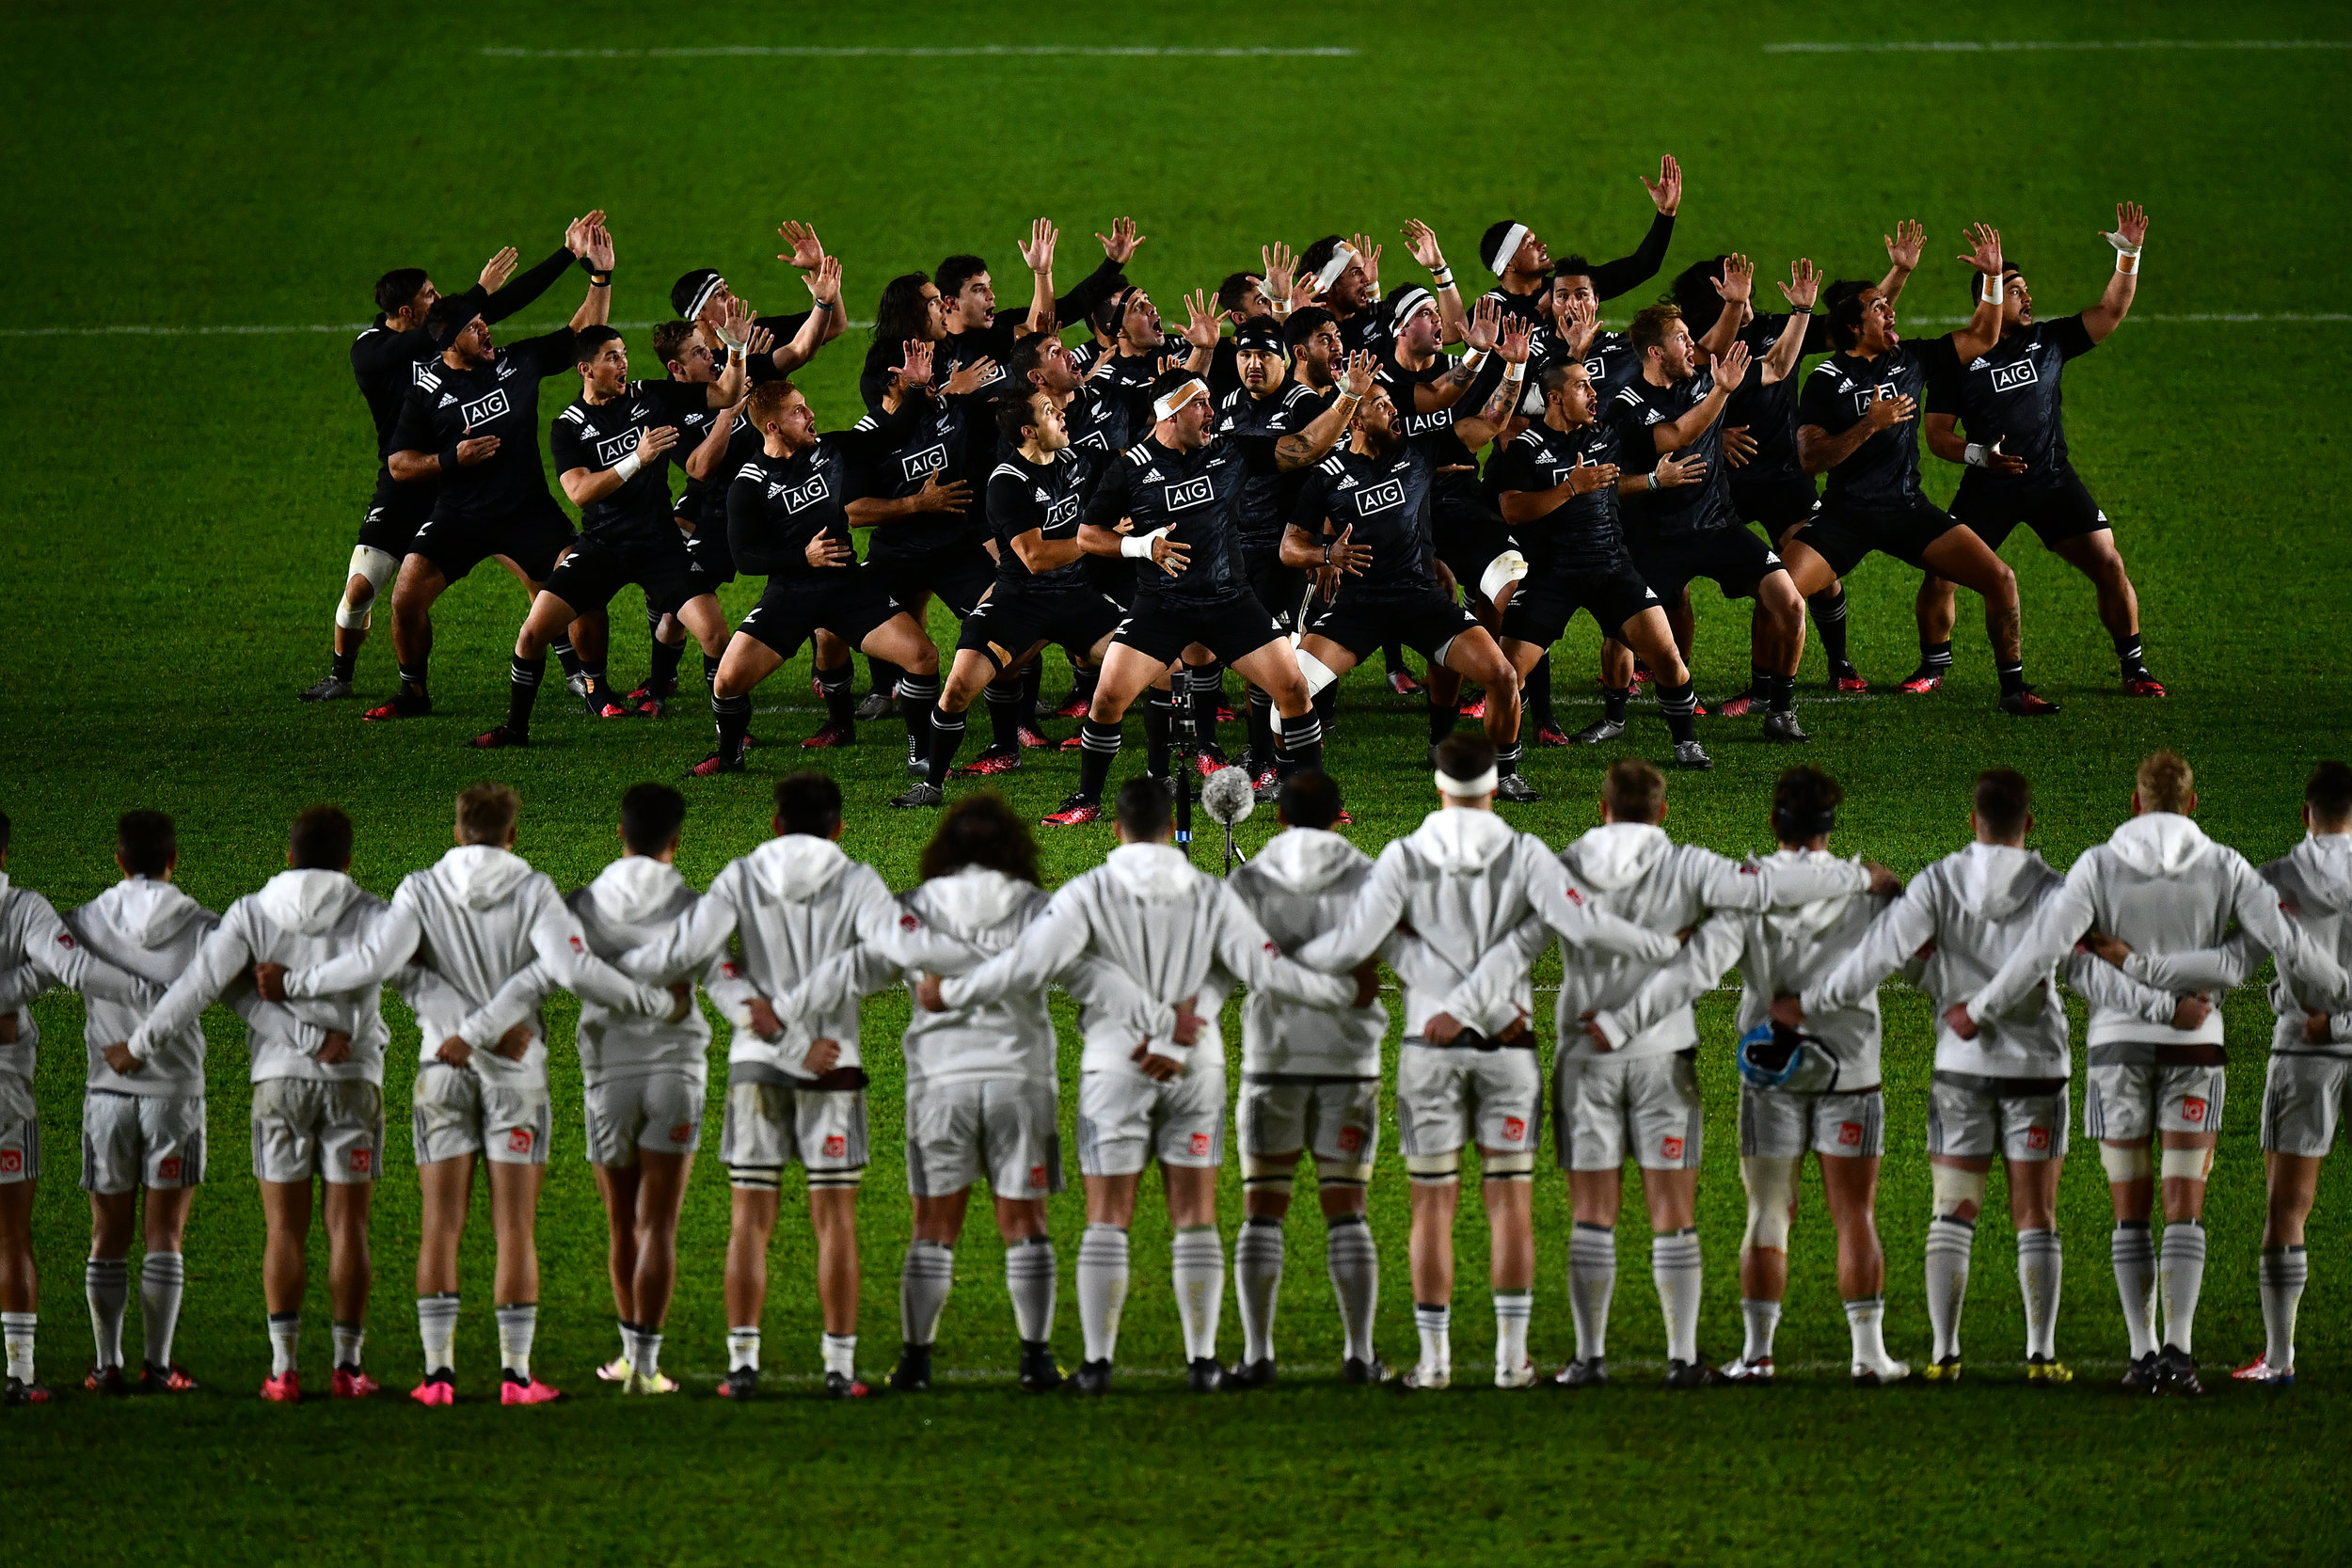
left=725, top=404, right=920, bottom=579
left=1082, top=431, right=1279, bottom=607
left=1289, top=441, right=1440, bottom=600
left=842, top=395, right=987, bottom=561
left=1795, top=346, right=1929, bottom=511
left=549, top=379, right=711, bottom=543
left=350, top=245, right=574, bottom=467
left=1216, top=380, right=1325, bottom=549
left=1609, top=370, right=1734, bottom=539
left=984, top=449, right=1093, bottom=596
left=1486, top=420, right=1629, bottom=570
left=1724, top=311, right=1830, bottom=483
left=389, top=326, right=580, bottom=522
left=1922, top=314, right=2097, bottom=488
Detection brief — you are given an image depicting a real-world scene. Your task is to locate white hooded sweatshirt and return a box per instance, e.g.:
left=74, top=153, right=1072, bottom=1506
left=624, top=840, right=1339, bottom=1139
left=1964, top=814, right=2350, bottom=1060
left=1224, top=828, right=1391, bottom=1079
left=1802, top=841, right=2183, bottom=1079
left=125, top=869, right=402, bottom=1088
left=564, top=856, right=724, bottom=1086
left=1292, top=807, right=1681, bottom=1043
left=278, top=845, right=677, bottom=1095
left=0, top=873, right=162, bottom=1090
left=940, top=842, right=1344, bottom=1076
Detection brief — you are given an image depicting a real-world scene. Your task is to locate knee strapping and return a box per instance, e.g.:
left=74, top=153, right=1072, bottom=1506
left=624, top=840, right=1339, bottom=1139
left=1241, top=1152, right=1297, bottom=1188
left=1295, top=649, right=1340, bottom=697
left=2099, top=1143, right=2152, bottom=1184
left=338, top=546, right=399, bottom=628
left=1740, top=1155, right=1796, bottom=1251
left=1480, top=1151, right=1535, bottom=1181
left=1931, top=1164, right=1988, bottom=1220
left=1405, top=1151, right=1460, bottom=1185
left=1312, top=1155, right=1374, bottom=1188
left=2160, top=1146, right=2213, bottom=1182
left=807, top=1169, right=866, bottom=1191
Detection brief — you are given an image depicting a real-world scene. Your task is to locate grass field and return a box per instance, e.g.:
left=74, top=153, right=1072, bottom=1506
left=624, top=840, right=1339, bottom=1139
left=4, top=1, right=2351, bottom=1561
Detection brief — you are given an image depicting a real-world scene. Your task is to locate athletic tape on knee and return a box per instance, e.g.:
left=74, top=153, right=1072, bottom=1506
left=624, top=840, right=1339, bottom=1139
left=1480, top=1151, right=1535, bottom=1180
left=2160, top=1146, right=2213, bottom=1182
left=807, top=1169, right=866, bottom=1190
left=1740, top=1155, right=1795, bottom=1251
left=2099, top=1144, right=2152, bottom=1184
left=1404, top=1151, right=1460, bottom=1185
left=1313, top=1155, right=1374, bottom=1188
left=1931, top=1164, right=1987, bottom=1220
left=338, top=546, right=399, bottom=628
left=1241, top=1152, right=1298, bottom=1185
left=728, top=1166, right=783, bottom=1191
left=1295, top=648, right=1341, bottom=697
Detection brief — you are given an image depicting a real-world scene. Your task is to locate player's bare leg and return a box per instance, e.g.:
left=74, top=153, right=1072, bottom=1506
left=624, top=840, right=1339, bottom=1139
left=594, top=1150, right=688, bottom=1391
left=255, top=1178, right=318, bottom=1400
left=366, top=554, right=449, bottom=718
left=409, top=1156, right=472, bottom=1402
left=1481, top=1151, right=1538, bottom=1387
left=86, top=1186, right=195, bottom=1392
left=1619, top=605, right=1709, bottom=767
left=2053, top=528, right=2162, bottom=692
left=1775, top=538, right=1865, bottom=691
left=1820, top=1152, right=1904, bottom=1383
left=721, top=1186, right=780, bottom=1396
left=898, top=1186, right=1055, bottom=1389
left=1915, top=526, right=2055, bottom=714
left=1726, top=1153, right=1799, bottom=1381
left=479, top=1159, right=554, bottom=1402
left=1235, top=1150, right=1377, bottom=1384
left=809, top=1184, right=867, bottom=1394
left=0, top=1180, right=42, bottom=1402
left=2248, top=1151, right=2323, bottom=1383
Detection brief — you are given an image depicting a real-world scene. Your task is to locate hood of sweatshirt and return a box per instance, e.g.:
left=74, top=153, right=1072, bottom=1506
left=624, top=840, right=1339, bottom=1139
left=437, top=845, right=537, bottom=911
left=920, top=867, right=1034, bottom=935
left=1947, top=842, right=2057, bottom=923
left=89, top=876, right=212, bottom=948
left=751, top=834, right=850, bottom=905
left=2289, top=832, right=2352, bottom=916
left=1413, top=807, right=1517, bottom=877
left=1253, top=828, right=1361, bottom=895
left=1757, top=847, right=1857, bottom=947
left=583, top=856, right=692, bottom=926
left=254, top=868, right=361, bottom=936
left=1104, top=842, right=1196, bottom=903
left=2108, top=812, right=2210, bottom=878
left=1565, top=822, right=1670, bottom=892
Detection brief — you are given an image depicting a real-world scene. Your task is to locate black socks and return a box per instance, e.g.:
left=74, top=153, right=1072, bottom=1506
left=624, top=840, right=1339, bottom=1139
left=506, top=656, right=545, bottom=736
left=1808, top=588, right=1851, bottom=669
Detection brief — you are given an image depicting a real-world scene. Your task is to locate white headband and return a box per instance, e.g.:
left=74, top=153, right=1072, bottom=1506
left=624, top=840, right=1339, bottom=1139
left=1391, top=285, right=1436, bottom=329
left=1313, top=245, right=1357, bottom=293
left=1152, top=378, right=1210, bottom=421
left=1437, top=766, right=1499, bottom=799
left=686, top=275, right=726, bottom=321
left=1487, top=223, right=1529, bottom=277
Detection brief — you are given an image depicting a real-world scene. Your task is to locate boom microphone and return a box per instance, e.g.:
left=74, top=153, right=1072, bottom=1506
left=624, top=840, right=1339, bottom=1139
left=1201, top=766, right=1256, bottom=826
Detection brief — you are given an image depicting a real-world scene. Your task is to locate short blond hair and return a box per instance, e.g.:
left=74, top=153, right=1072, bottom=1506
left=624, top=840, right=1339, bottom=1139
left=2137, top=750, right=2194, bottom=816
left=1602, top=758, right=1666, bottom=823
left=456, top=782, right=520, bottom=846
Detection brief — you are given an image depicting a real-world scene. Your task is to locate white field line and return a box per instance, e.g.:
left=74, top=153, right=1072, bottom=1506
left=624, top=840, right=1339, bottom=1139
left=1766, top=39, right=2351, bottom=53
left=481, top=44, right=1356, bottom=59
left=4, top=313, right=2343, bottom=341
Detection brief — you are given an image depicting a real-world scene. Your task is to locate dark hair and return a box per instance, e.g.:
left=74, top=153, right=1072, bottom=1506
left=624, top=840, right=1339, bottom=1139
left=1824, top=279, right=1873, bottom=351
left=288, top=805, right=353, bottom=871
left=870, top=272, right=934, bottom=346
left=1435, top=731, right=1497, bottom=784
left=997, top=388, right=1047, bottom=449
left=920, top=795, right=1041, bottom=884
left=1480, top=220, right=1520, bottom=268
left=1629, top=302, right=1684, bottom=357
left=0, top=808, right=8, bottom=856
left=1973, top=768, right=2032, bottom=838
left=117, top=811, right=176, bottom=878
left=2308, top=760, right=2352, bottom=828
left=573, top=323, right=624, bottom=363
left=1007, top=333, right=1054, bottom=390
left=1282, top=305, right=1337, bottom=353
left=775, top=771, right=842, bottom=837
left=934, top=254, right=989, bottom=303
left=621, top=783, right=686, bottom=856
left=1298, top=235, right=1347, bottom=281
left=1090, top=286, right=1133, bottom=340
left=423, top=293, right=480, bottom=344
left=1968, top=262, right=2023, bottom=306
left=652, top=319, right=698, bottom=371
left=1553, top=253, right=1595, bottom=284
left=1278, top=769, right=1342, bottom=831
left=1539, top=357, right=1585, bottom=398
left=1670, top=256, right=1732, bottom=335
left=456, top=783, right=520, bottom=847
left=1602, top=758, right=1666, bottom=824
left=1772, top=766, right=1844, bottom=846
left=1115, top=776, right=1172, bottom=841
left=375, top=267, right=429, bottom=317
left=1216, top=271, right=1259, bottom=314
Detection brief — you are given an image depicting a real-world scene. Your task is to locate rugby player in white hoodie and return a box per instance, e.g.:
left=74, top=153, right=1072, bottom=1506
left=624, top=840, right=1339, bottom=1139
left=1588, top=766, right=1908, bottom=1385
left=885, top=797, right=1168, bottom=1394
left=1952, top=752, right=2351, bottom=1394
left=1469, top=759, right=1891, bottom=1389
left=1221, top=771, right=1396, bottom=1386
left=0, top=810, right=164, bottom=1404
left=1779, top=768, right=2203, bottom=1383
left=261, top=784, right=688, bottom=1406
left=2059, top=759, right=2352, bottom=1388
left=1290, top=735, right=1684, bottom=1392
left=917, top=776, right=1366, bottom=1394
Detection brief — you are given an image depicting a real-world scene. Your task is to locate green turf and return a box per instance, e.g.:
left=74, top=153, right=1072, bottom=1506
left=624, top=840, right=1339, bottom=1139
left=4, top=0, right=2351, bottom=1560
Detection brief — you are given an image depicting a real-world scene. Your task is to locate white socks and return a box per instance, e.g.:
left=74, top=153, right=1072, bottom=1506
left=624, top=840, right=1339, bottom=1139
left=2158, top=1219, right=2205, bottom=1354
left=495, top=1303, right=536, bottom=1380
left=1567, top=1223, right=1615, bottom=1362
left=1492, top=1289, right=1532, bottom=1376
left=417, top=1293, right=459, bottom=1373
left=1006, top=1237, right=1057, bottom=1346
left=85, top=1257, right=130, bottom=1370
left=1924, top=1216, right=1974, bottom=1360
left=821, top=1332, right=857, bottom=1379
left=2016, top=1228, right=2062, bottom=1360
left=143, top=1255, right=186, bottom=1370
left=727, top=1326, right=761, bottom=1372
left=1077, top=1224, right=1130, bottom=1364
left=1652, top=1227, right=1703, bottom=1365
left=1414, top=1302, right=1451, bottom=1378
left=1233, top=1219, right=1284, bottom=1365
left=1170, top=1227, right=1224, bottom=1363
left=2111, top=1223, right=2157, bottom=1359
left=899, top=1240, right=955, bottom=1347
left=1844, top=1295, right=1891, bottom=1369
left=331, top=1321, right=364, bottom=1373
left=1327, top=1215, right=1379, bottom=1366
left=3, top=1310, right=36, bottom=1383
left=268, top=1311, right=300, bottom=1376
left=625, top=1324, right=663, bottom=1377
left=2261, top=1245, right=2308, bottom=1370
left=1740, top=1297, right=1781, bottom=1363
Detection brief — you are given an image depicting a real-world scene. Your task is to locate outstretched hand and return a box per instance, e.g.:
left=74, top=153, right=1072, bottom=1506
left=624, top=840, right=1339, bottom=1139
left=1643, top=153, right=1683, bottom=215
left=1883, top=219, right=1925, bottom=272
left=777, top=219, right=825, bottom=270
left=1097, top=215, right=1145, bottom=264
left=1779, top=258, right=1821, bottom=312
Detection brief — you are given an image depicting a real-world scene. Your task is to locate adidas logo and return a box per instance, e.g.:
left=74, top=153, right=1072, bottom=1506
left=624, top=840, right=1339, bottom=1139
left=1836, top=378, right=1854, bottom=393
left=1337, top=474, right=1358, bottom=489
left=1967, top=356, right=1990, bottom=371
left=1644, top=409, right=1663, bottom=425
left=1034, top=488, right=1051, bottom=502
left=437, top=393, right=457, bottom=407
left=1141, top=467, right=1163, bottom=482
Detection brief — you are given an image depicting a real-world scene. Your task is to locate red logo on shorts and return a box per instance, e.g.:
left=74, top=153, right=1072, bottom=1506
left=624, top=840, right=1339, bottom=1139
left=2182, top=1097, right=2207, bottom=1125
left=899, top=913, right=920, bottom=931
left=822, top=1134, right=847, bottom=1158
left=0, top=1150, right=21, bottom=1174
left=1337, top=1127, right=1364, bottom=1154
left=1189, top=1132, right=1211, bottom=1157
left=349, top=1148, right=372, bottom=1174
left=569, top=935, right=585, bottom=954
left=670, top=1123, right=693, bottom=1144
left=1661, top=1135, right=1684, bottom=1161
left=158, top=1156, right=182, bottom=1181
left=722, top=961, right=742, bottom=979
left=55, top=931, right=76, bottom=948
left=1837, top=1121, right=1863, bottom=1147
left=1564, top=887, right=1584, bottom=906
left=507, top=1128, right=533, bottom=1153
left=1502, top=1117, right=1527, bottom=1143
left=1028, top=1164, right=1048, bottom=1188
left=2026, top=1126, right=2050, bottom=1152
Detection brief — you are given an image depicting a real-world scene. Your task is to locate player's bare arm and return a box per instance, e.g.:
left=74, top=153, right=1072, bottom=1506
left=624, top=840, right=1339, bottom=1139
left=1878, top=217, right=1924, bottom=305
left=1757, top=260, right=1820, bottom=385
left=1799, top=384, right=1911, bottom=475
left=1276, top=351, right=1375, bottom=469
left=2081, top=200, right=2148, bottom=341
left=1948, top=222, right=2009, bottom=361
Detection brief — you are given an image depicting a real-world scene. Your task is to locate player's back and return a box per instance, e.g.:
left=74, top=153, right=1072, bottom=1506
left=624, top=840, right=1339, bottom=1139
left=564, top=858, right=714, bottom=1079
left=67, top=878, right=216, bottom=1089
left=897, top=868, right=1055, bottom=1088
left=2078, top=815, right=2246, bottom=957
left=1227, top=829, right=1384, bottom=1077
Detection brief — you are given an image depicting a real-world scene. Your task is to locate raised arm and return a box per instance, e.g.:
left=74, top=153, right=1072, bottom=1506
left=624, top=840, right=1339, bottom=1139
left=1585, top=158, right=1680, bottom=300
left=1275, top=353, right=1375, bottom=471
left=1877, top=219, right=1924, bottom=307
left=477, top=221, right=591, bottom=326
left=568, top=218, right=614, bottom=333
left=1650, top=341, right=1748, bottom=451
left=1947, top=223, right=2009, bottom=364
left=1758, top=261, right=1820, bottom=386
left=1451, top=317, right=1532, bottom=451
left=1402, top=220, right=1470, bottom=344
left=2081, top=202, right=2147, bottom=343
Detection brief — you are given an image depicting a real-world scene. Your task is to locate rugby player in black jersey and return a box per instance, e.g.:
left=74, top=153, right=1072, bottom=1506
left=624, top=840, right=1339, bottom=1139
left=303, top=215, right=598, bottom=704
left=668, top=217, right=846, bottom=391
left=1479, top=154, right=1681, bottom=331
left=1912, top=204, right=2160, bottom=696
left=1043, top=368, right=1359, bottom=826
left=1296, top=233, right=1387, bottom=355
left=1091, top=284, right=1193, bottom=439
left=1785, top=225, right=2059, bottom=716
left=1489, top=357, right=1713, bottom=769
left=1285, top=338, right=1530, bottom=792
left=688, top=351, right=945, bottom=777
left=897, top=389, right=1131, bottom=805
left=469, top=322, right=751, bottom=747
left=935, top=218, right=1135, bottom=400
left=366, top=218, right=615, bottom=722
left=1608, top=269, right=1817, bottom=743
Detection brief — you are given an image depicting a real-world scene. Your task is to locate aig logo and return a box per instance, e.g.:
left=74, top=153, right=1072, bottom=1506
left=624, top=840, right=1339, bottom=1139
left=783, top=474, right=831, bottom=513
left=460, top=388, right=511, bottom=427
left=1990, top=360, right=2040, bottom=393
left=595, top=433, right=637, bottom=468
left=1044, top=495, right=1081, bottom=529
left=1399, top=410, right=1446, bottom=437
left=1164, top=475, right=1214, bottom=511
left=1354, top=478, right=1406, bottom=515
left=899, top=443, right=949, bottom=483
left=1851, top=383, right=1898, bottom=417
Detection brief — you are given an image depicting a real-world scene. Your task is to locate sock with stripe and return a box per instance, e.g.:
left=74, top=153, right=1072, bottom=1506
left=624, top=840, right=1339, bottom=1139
left=2017, top=1227, right=2062, bottom=1361
left=329, top=1320, right=363, bottom=1374
left=2110, top=1222, right=2156, bottom=1361
left=1740, top=1297, right=1780, bottom=1364
left=1916, top=640, right=1955, bottom=682
left=1077, top=1224, right=1130, bottom=1364
left=1076, top=720, right=1122, bottom=801
left=727, top=1326, right=760, bottom=1372
left=1279, top=709, right=1324, bottom=778
left=1652, top=1227, right=1703, bottom=1366
left=1566, top=1224, right=1614, bottom=1362
left=984, top=673, right=1023, bottom=751
left=1995, top=659, right=2028, bottom=698
left=1414, top=1302, right=1451, bottom=1379
left=495, top=1303, right=537, bottom=1381
left=2, top=1311, right=34, bottom=1384
left=1658, top=677, right=1698, bottom=744
left=1807, top=588, right=1850, bottom=670
left=2261, top=1244, right=2308, bottom=1370
left=1492, top=1289, right=1533, bottom=1377
left=899, top=1240, right=956, bottom=1347
left=549, top=636, right=583, bottom=680
left=1247, top=686, right=1276, bottom=772
left=505, top=654, right=545, bottom=736
left=1188, top=664, right=1224, bottom=757
left=1327, top=1214, right=1378, bottom=1366
left=924, top=703, right=965, bottom=787
left=896, top=673, right=937, bottom=765
left=85, top=1257, right=129, bottom=1370
left=821, top=1332, right=857, bottom=1380
left=269, top=1310, right=301, bottom=1376
left=1170, top=1227, right=1225, bottom=1364
left=2115, top=630, right=2151, bottom=681
left=1844, top=1295, right=1891, bottom=1368
left=1006, top=1236, right=1057, bottom=1346
left=143, top=1254, right=188, bottom=1370
left=1924, top=1215, right=1974, bottom=1361
left=397, top=659, right=430, bottom=701
left=1233, top=1218, right=1284, bottom=1366
left=712, top=692, right=752, bottom=765
left=417, top=1294, right=458, bottom=1374
left=1603, top=685, right=1630, bottom=725
left=2158, top=1219, right=2206, bottom=1355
